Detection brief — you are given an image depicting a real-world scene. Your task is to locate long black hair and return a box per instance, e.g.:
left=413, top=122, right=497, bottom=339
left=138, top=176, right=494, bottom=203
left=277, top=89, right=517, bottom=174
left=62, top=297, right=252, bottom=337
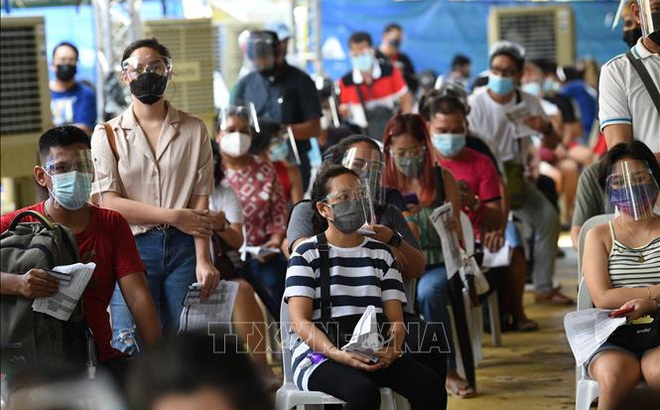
left=598, top=141, right=660, bottom=188
left=310, top=164, right=360, bottom=233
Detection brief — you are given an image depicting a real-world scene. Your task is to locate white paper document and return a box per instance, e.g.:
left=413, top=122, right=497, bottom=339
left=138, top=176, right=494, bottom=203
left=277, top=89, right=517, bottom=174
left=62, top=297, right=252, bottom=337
left=429, top=203, right=461, bottom=278
left=178, top=281, right=239, bottom=333
left=243, top=246, right=281, bottom=259
left=564, top=308, right=627, bottom=366
left=482, top=243, right=513, bottom=268
left=32, top=262, right=96, bottom=321
left=341, top=305, right=383, bottom=362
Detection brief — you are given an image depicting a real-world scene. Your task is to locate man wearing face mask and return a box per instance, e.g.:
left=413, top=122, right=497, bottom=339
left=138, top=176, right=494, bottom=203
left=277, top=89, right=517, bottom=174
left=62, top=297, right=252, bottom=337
left=600, top=0, right=660, bottom=164
left=1, top=126, right=161, bottom=384
left=619, top=0, right=645, bottom=48
left=467, top=41, right=572, bottom=305
left=339, top=31, right=413, bottom=141
left=49, top=42, right=97, bottom=134
left=377, top=23, right=418, bottom=95
left=233, top=30, right=322, bottom=192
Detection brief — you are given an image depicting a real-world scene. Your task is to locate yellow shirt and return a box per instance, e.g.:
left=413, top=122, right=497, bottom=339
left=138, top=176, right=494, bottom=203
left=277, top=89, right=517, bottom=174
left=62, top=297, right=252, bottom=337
left=91, top=102, right=213, bottom=235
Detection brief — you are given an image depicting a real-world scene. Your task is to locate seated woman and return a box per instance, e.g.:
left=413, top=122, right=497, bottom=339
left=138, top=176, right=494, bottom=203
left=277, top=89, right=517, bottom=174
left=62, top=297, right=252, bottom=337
left=215, top=107, right=288, bottom=320
left=266, top=134, right=304, bottom=206
left=382, top=113, right=475, bottom=398
left=583, top=141, right=660, bottom=410
left=285, top=165, right=444, bottom=410
left=208, top=141, right=279, bottom=389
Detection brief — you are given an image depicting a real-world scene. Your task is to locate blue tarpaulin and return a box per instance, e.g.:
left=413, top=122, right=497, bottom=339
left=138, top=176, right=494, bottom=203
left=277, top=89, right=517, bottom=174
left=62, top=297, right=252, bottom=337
left=320, top=0, right=623, bottom=81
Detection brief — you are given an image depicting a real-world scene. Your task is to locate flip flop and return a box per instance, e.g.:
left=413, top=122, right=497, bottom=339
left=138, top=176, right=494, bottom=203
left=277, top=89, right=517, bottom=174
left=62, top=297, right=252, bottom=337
left=445, top=378, right=476, bottom=399
left=510, top=317, right=539, bottom=332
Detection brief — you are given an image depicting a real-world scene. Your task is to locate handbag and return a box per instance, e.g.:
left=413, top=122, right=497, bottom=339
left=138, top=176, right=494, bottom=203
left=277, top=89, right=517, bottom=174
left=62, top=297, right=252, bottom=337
left=210, top=233, right=240, bottom=280
left=607, top=310, right=660, bottom=352
left=313, top=233, right=389, bottom=349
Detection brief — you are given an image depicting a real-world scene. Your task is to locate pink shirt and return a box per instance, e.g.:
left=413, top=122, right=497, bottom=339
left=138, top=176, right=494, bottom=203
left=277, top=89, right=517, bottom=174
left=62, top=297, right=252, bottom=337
left=224, top=158, right=288, bottom=246
left=438, top=148, right=501, bottom=234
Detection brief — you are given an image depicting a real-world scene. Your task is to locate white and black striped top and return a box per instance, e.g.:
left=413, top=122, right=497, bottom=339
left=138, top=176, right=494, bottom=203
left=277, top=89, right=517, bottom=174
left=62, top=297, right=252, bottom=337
left=608, top=221, right=660, bottom=288
left=283, top=236, right=407, bottom=390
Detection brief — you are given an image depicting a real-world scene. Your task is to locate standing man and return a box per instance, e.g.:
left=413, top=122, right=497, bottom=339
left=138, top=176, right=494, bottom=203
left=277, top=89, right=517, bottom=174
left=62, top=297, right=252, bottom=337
left=467, top=41, right=573, bottom=305
left=600, top=0, right=660, bottom=163
left=49, top=42, right=97, bottom=134
left=378, top=23, right=418, bottom=94
left=339, top=31, right=413, bottom=140
left=233, top=30, right=321, bottom=191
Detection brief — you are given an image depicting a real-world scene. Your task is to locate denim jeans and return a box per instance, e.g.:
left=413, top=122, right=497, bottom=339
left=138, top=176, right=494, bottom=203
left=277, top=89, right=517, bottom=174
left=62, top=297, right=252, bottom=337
left=415, top=264, right=456, bottom=370
left=110, top=227, right=196, bottom=354
left=243, top=253, right=287, bottom=320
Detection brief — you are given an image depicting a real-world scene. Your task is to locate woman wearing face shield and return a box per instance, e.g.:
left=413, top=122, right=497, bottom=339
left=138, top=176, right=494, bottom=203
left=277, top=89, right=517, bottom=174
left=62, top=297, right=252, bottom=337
left=285, top=165, right=445, bottom=409
left=90, top=38, right=219, bottom=349
left=382, top=113, right=477, bottom=398
left=214, top=107, right=289, bottom=321
left=582, top=141, right=660, bottom=410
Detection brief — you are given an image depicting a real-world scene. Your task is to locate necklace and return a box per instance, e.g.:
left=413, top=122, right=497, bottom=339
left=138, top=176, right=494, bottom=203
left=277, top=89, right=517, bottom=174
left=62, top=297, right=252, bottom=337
left=616, top=218, right=659, bottom=263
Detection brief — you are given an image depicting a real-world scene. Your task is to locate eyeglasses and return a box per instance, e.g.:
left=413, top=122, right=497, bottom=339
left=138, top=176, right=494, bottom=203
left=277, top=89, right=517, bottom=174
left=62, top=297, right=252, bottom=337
left=389, top=145, right=426, bottom=158
left=122, top=56, right=172, bottom=80
left=607, top=170, right=654, bottom=189
left=322, top=187, right=367, bottom=205
left=43, top=150, right=94, bottom=175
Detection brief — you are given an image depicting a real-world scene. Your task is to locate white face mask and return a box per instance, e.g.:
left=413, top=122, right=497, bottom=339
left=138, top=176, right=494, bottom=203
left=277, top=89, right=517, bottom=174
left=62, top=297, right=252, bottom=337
left=220, top=132, right=252, bottom=158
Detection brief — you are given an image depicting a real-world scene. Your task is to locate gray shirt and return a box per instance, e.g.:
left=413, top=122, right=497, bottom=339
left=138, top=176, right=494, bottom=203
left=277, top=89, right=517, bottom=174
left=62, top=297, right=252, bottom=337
left=572, top=161, right=607, bottom=228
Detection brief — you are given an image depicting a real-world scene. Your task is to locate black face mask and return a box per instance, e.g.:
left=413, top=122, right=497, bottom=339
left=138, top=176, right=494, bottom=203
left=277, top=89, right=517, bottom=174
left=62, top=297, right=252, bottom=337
left=129, top=72, right=168, bottom=105
left=389, top=38, right=401, bottom=48
left=649, top=13, right=660, bottom=45
left=55, top=64, right=76, bottom=82
left=623, top=28, right=643, bottom=48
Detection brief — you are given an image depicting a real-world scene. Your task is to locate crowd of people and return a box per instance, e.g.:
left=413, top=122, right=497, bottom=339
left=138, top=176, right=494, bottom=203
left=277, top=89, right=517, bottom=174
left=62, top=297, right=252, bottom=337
left=1, top=0, right=659, bottom=409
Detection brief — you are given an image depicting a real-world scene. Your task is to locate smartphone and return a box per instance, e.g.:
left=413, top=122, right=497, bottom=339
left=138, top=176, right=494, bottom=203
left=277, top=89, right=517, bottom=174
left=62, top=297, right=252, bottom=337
left=609, top=306, right=634, bottom=318
left=403, top=193, right=419, bottom=206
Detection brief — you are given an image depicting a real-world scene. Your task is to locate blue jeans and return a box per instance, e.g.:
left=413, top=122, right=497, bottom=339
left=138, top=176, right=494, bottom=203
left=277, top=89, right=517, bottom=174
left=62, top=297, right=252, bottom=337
left=416, top=264, right=456, bottom=370
left=110, top=227, right=196, bottom=354
left=243, top=254, right=287, bottom=320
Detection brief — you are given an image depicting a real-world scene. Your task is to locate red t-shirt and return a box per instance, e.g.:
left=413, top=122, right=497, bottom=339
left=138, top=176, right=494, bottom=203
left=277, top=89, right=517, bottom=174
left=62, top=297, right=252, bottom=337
left=1, top=203, right=145, bottom=362
left=339, top=64, right=408, bottom=107
left=438, top=148, right=502, bottom=234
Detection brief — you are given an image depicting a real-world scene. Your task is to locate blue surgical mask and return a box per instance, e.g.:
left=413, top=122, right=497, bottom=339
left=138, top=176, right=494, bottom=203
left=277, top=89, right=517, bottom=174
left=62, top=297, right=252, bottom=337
left=432, top=133, right=466, bottom=157
left=352, top=52, right=374, bottom=72
left=50, top=171, right=93, bottom=210
left=521, top=82, right=541, bottom=96
left=268, top=141, right=289, bottom=162
left=543, top=78, right=560, bottom=94
left=488, top=74, right=514, bottom=96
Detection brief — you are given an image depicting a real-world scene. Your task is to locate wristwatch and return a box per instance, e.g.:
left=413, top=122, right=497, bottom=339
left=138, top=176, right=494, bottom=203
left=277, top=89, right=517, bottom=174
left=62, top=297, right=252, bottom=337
left=388, top=231, right=403, bottom=248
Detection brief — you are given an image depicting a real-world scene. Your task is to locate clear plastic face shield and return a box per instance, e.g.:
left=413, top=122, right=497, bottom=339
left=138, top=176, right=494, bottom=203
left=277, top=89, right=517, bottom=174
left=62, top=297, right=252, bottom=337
left=342, top=147, right=385, bottom=208
left=42, top=149, right=95, bottom=210
left=121, top=54, right=172, bottom=81
left=606, top=160, right=660, bottom=221
left=246, top=32, right=277, bottom=73
left=321, top=180, right=376, bottom=229
left=217, top=105, right=257, bottom=158
left=43, top=149, right=94, bottom=177
left=637, top=0, right=660, bottom=41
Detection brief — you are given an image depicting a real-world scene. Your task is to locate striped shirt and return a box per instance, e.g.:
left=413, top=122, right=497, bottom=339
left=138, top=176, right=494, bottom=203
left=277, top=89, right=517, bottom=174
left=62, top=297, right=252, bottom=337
left=283, top=236, right=407, bottom=390
left=608, top=221, right=660, bottom=288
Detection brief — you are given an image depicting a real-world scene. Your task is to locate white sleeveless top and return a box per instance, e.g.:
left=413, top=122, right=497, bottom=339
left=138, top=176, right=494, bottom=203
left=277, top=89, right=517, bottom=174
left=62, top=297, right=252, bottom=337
left=607, top=221, right=660, bottom=288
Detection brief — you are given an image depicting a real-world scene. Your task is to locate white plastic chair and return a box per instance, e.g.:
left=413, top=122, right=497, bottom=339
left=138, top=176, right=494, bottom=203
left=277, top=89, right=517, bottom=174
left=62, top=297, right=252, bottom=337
left=275, top=300, right=399, bottom=410
left=573, top=214, right=614, bottom=410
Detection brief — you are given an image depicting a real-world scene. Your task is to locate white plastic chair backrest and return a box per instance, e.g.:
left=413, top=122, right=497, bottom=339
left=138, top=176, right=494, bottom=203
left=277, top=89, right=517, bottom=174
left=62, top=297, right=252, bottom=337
left=577, top=214, right=615, bottom=280
left=279, top=298, right=295, bottom=384
left=460, top=211, right=475, bottom=255
left=577, top=277, right=594, bottom=312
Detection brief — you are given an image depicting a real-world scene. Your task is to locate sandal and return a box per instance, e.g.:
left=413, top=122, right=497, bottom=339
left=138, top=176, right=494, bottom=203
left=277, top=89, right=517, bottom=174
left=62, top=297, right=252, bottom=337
left=534, top=289, right=574, bottom=305
left=445, top=372, right=476, bottom=399
left=510, top=317, right=539, bottom=332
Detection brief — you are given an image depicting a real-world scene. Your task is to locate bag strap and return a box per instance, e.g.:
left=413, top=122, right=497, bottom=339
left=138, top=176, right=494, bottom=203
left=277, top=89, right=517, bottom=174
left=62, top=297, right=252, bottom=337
left=626, top=51, right=660, bottom=116
left=7, top=210, right=55, bottom=231
left=315, top=232, right=332, bottom=322
left=103, top=123, right=119, bottom=162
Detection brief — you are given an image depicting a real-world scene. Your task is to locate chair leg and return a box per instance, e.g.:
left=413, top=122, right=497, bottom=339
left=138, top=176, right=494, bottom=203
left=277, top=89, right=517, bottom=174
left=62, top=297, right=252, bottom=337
left=488, top=292, right=502, bottom=347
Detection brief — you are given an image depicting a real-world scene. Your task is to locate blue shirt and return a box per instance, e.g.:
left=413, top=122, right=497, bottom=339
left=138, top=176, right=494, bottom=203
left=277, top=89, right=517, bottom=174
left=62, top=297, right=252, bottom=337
left=560, top=80, right=597, bottom=140
left=50, top=82, right=97, bottom=130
